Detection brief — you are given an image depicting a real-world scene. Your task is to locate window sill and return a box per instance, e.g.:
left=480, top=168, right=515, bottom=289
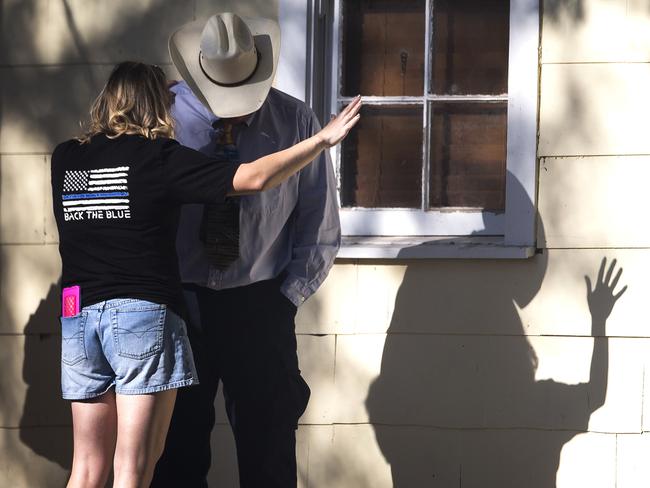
left=337, top=236, right=536, bottom=260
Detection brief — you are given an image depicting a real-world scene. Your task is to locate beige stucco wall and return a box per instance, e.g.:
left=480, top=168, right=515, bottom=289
left=1, top=1, right=648, bottom=487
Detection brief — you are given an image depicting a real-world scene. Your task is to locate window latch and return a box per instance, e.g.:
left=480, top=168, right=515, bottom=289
left=400, top=50, right=408, bottom=76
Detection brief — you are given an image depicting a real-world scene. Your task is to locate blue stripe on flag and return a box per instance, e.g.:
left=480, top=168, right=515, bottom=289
left=62, top=192, right=129, bottom=201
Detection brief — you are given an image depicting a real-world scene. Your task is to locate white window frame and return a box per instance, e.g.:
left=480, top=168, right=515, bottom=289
left=325, top=0, right=539, bottom=258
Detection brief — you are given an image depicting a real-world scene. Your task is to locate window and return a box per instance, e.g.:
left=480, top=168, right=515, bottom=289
left=325, top=0, right=539, bottom=257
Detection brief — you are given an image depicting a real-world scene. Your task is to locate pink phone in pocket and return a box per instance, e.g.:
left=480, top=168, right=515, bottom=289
left=62, top=285, right=80, bottom=317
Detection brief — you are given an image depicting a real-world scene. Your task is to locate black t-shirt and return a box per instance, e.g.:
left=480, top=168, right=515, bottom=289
left=51, top=133, right=237, bottom=317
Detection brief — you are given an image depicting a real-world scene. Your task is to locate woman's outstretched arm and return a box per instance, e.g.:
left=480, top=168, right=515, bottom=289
left=230, top=96, right=361, bottom=195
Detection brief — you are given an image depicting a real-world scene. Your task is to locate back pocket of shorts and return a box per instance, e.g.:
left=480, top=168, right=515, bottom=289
left=111, top=306, right=165, bottom=360
left=61, top=313, right=88, bottom=366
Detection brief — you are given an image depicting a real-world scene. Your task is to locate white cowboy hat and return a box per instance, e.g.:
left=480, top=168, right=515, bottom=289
left=169, top=13, right=280, bottom=118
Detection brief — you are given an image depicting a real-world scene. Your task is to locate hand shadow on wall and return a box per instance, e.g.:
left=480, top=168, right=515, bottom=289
left=20, top=280, right=72, bottom=470
left=365, top=179, right=627, bottom=487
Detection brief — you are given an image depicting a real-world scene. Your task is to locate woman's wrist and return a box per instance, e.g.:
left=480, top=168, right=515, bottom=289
left=313, top=132, right=330, bottom=151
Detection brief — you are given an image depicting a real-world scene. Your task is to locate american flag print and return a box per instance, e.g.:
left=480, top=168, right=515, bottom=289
left=62, top=166, right=131, bottom=220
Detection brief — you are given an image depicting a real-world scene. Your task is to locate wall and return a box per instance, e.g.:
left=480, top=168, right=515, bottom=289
left=1, top=1, right=649, bottom=487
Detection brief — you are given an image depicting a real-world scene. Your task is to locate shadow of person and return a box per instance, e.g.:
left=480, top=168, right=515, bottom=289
left=20, top=280, right=73, bottom=470
left=365, top=186, right=626, bottom=487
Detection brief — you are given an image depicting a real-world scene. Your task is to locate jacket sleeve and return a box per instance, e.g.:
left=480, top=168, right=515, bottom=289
left=280, top=112, right=341, bottom=307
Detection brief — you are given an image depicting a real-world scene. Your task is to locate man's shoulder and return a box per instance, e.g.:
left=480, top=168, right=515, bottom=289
left=171, top=82, right=215, bottom=119
left=267, top=88, right=307, bottom=108
left=170, top=80, right=193, bottom=97
left=265, top=88, right=316, bottom=122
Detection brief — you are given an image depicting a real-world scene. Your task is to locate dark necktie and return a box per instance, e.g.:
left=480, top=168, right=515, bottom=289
left=200, top=121, right=241, bottom=270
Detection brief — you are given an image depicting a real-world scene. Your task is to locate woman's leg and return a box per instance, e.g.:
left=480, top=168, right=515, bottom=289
left=112, top=389, right=177, bottom=488
left=67, top=390, right=117, bottom=488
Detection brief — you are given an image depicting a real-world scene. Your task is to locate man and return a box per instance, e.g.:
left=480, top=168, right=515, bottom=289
left=152, top=12, right=341, bottom=488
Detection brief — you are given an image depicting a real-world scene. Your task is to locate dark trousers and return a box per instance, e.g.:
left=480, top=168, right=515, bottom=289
left=151, top=277, right=311, bottom=488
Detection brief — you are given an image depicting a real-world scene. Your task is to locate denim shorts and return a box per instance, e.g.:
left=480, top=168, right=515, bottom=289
left=60, top=298, right=198, bottom=400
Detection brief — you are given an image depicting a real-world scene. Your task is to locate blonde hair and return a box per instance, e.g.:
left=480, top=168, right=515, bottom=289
left=78, top=61, right=174, bottom=143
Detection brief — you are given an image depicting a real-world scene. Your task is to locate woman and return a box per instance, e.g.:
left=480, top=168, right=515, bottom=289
left=51, top=61, right=360, bottom=488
